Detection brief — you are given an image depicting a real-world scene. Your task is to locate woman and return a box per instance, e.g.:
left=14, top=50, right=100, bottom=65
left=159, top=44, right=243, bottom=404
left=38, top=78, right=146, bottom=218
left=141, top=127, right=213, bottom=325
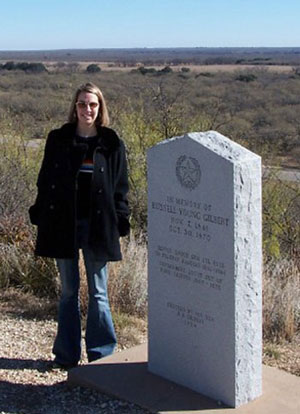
left=29, top=82, right=130, bottom=369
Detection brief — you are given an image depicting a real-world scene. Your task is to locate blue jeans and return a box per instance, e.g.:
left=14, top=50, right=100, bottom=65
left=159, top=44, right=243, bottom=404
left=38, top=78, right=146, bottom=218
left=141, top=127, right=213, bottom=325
left=52, top=219, right=117, bottom=366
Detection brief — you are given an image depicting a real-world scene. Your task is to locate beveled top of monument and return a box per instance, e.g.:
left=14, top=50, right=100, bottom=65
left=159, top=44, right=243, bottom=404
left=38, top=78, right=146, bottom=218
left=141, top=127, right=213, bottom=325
left=152, top=131, right=261, bottom=163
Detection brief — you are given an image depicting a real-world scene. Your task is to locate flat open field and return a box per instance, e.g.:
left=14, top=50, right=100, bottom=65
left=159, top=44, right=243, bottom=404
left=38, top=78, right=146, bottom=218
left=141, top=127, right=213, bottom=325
left=44, top=61, right=296, bottom=73
left=0, top=59, right=295, bottom=74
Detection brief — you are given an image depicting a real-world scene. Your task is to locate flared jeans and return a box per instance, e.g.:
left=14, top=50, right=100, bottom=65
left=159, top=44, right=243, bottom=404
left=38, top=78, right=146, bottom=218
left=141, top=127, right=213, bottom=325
left=52, top=219, right=117, bottom=366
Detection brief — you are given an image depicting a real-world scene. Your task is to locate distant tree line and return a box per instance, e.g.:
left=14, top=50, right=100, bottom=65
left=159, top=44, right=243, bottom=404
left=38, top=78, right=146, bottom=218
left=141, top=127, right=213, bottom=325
left=131, top=65, right=174, bottom=75
left=0, top=61, right=47, bottom=73
left=0, top=61, right=105, bottom=74
left=131, top=66, right=195, bottom=77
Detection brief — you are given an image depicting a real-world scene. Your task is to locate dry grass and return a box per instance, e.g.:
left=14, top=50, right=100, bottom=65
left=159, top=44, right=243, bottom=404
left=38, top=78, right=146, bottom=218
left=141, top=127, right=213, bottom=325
left=184, top=64, right=294, bottom=73
left=78, top=233, right=147, bottom=318
left=263, top=257, right=300, bottom=341
left=109, top=234, right=148, bottom=317
left=0, top=215, right=59, bottom=296
left=263, top=337, right=300, bottom=376
left=262, top=256, right=300, bottom=376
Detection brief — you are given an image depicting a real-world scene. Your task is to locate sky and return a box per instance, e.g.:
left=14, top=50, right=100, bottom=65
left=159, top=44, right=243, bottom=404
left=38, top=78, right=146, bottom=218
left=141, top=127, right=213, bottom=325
left=0, top=0, right=299, bottom=50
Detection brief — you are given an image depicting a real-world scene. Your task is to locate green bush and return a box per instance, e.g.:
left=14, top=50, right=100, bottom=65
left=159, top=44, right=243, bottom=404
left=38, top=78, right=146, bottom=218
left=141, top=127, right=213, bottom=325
left=116, top=105, right=163, bottom=231
left=135, top=66, right=157, bottom=75
left=157, top=65, right=173, bottom=75
left=86, top=64, right=101, bottom=73
left=263, top=171, right=300, bottom=259
left=235, top=73, right=257, bottom=82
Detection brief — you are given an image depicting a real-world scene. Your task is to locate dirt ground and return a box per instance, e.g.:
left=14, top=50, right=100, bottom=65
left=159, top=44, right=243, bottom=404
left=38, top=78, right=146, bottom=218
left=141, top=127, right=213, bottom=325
left=0, top=288, right=299, bottom=414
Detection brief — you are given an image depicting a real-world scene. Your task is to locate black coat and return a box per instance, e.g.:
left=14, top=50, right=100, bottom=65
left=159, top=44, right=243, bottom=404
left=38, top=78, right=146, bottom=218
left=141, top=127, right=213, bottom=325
left=29, top=123, right=130, bottom=260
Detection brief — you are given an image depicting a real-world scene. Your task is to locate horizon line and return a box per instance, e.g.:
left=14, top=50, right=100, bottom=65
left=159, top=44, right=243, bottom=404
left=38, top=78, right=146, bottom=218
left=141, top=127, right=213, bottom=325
left=1, top=46, right=300, bottom=53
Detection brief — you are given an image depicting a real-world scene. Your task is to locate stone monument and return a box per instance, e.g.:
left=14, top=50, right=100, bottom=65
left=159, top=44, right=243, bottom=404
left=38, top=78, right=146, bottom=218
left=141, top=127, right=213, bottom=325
left=147, top=131, right=262, bottom=408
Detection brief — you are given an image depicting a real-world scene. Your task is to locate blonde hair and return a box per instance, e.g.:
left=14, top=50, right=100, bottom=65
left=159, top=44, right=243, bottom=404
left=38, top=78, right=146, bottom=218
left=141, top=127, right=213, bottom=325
left=68, top=82, right=110, bottom=127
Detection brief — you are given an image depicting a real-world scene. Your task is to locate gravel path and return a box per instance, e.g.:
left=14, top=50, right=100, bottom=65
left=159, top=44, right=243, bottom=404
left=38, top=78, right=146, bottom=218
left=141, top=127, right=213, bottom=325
left=0, top=294, right=151, bottom=414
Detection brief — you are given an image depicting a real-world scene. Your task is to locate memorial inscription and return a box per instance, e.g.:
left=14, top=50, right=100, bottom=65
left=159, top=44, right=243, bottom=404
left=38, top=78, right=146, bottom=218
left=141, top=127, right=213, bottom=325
left=156, top=245, right=226, bottom=291
left=148, top=132, right=262, bottom=408
left=151, top=194, right=230, bottom=242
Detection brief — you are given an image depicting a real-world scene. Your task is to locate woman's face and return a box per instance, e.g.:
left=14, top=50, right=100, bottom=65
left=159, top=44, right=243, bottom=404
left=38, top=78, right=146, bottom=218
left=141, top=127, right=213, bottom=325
left=75, top=92, right=100, bottom=128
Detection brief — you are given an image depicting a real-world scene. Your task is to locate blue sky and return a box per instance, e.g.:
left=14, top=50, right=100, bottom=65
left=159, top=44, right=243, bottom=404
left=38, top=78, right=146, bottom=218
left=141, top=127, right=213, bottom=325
left=0, top=0, right=299, bottom=50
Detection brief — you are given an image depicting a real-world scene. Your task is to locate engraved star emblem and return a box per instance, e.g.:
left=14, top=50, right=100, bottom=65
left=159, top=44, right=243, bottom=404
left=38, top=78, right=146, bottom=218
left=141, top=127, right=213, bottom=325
left=179, top=160, right=199, bottom=185
left=176, top=155, right=201, bottom=190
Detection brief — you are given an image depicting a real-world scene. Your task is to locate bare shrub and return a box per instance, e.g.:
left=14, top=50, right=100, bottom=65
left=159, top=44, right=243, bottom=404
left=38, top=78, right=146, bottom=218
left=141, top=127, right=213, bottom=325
left=263, top=257, right=300, bottom=341
left=0, top=132, right=42, bottom=216
left=0, top=128, right=59, bottom=297
left=0, top=215, right=59, bottom=297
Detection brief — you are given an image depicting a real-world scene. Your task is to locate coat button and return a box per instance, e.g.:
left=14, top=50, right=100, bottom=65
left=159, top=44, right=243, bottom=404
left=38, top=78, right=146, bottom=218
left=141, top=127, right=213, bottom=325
left=49, top=204, right=55, bottom=210
left=98, top=189, right=103, bottom=194
left=99, top=167, right=104, bottom=173
left=51, top=184, right=56, bottom=189
left=97, top=209, right=101, bottom=214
